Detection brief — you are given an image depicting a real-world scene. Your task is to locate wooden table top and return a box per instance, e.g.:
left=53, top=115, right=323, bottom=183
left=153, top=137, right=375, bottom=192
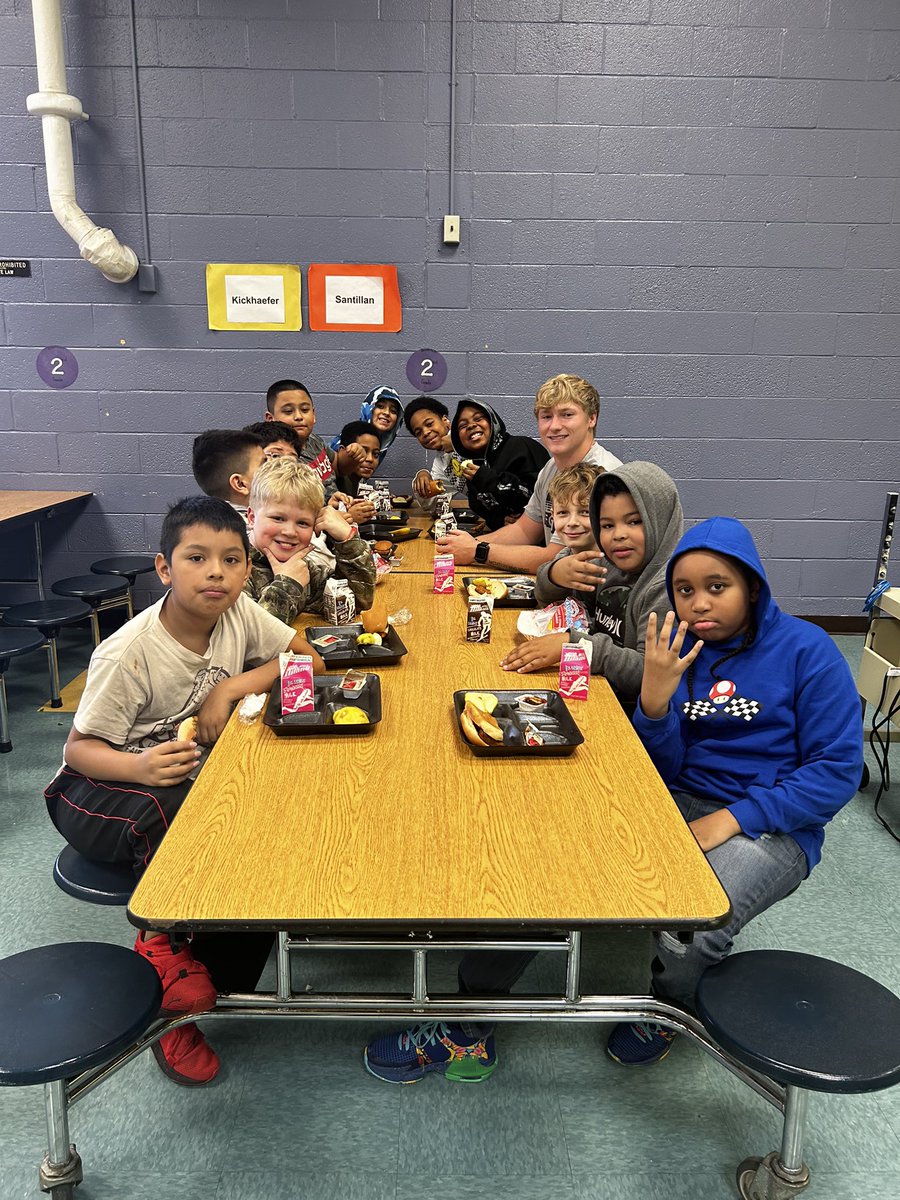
left=0, top=490, right=92, bottom=524
left=129, top=571, right=729, bottom=934
left=386, top=514, right=510, bottom=575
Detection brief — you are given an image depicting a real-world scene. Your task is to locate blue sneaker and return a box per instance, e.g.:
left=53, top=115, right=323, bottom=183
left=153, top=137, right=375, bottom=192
left=606, top=1021, right=677, bottom=1065
left=364, top=1022, right=497, bottom=1084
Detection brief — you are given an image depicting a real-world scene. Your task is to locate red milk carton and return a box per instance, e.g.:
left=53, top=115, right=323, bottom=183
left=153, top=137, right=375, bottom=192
left=279, top=652, right=315, bottom=714
left=558, top=642, right=591, bottom=702
left=433, top=552, right=455, bottom=595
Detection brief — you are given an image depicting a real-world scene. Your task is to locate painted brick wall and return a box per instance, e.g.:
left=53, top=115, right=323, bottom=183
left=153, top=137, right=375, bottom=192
left=1, top=0, right=898, bottom=614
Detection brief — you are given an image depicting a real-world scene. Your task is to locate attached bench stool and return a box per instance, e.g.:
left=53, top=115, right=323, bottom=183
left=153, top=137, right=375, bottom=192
left=0, top=628, right=45, bottom=752
left=1, top=600, right=91, bottom=708
left=51, top=575, right=130, bottom=648
left=0, top=942, right=162, bottom=1199
left=90, top=555, right=156, bottom=620
left=53, top=845, right=134, bottom=906
left=696, top=950, right=900, bottom=1199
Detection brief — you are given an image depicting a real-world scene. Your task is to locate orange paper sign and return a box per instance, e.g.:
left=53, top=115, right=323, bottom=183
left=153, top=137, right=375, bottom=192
left=307, top=263, right=401, bottom=333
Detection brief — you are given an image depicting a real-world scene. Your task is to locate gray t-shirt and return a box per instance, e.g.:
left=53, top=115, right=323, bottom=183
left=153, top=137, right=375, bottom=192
left=524, top=442, right=623, bottom=545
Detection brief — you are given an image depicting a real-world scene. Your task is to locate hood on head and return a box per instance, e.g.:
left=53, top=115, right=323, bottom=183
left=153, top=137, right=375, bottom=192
left=361, top=386, right=403, bottom=450
left=665, top=516, right=771, bottom=628
left=450, top=399, right=507, bottom=459
left=589, top=461, right=684, bottom=577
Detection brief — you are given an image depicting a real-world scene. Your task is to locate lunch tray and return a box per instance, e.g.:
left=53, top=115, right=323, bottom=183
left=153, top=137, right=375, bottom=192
left=306, top=623, right=408, bottom=666
left=264, top=675, right=382, bottom=735
left=360, top=524, right=421, bottom=543
left=462, top=575, right=536, bottom=608
left=452, top=689, right=584, bottom=757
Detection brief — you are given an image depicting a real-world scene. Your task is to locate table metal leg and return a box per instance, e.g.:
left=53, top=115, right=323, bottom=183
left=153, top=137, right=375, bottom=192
left=45, top=636, right=62, bottom=708
left=34, top=521, right=45, bottom=602
left=0, top=674, right=11, bottom=752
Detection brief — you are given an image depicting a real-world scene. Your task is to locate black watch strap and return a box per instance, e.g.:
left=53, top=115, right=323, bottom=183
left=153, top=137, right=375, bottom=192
left=474, top=541, right=490, bottom=564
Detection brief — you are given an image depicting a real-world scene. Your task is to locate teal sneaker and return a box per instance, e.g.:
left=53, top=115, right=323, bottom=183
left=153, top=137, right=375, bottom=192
left=606, top=1021, right=677, bottom=1065
left=364, top=1022, right=497, bottom=1084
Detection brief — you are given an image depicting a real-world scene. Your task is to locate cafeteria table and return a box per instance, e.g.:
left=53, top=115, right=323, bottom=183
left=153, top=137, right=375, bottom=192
left=0, top=490, right=92, bottom=600
left=385, top=512, right=531, bottom=575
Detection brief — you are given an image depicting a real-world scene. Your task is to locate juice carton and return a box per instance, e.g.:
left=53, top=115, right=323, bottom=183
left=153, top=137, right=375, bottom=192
left=433, top=552, right=455, bottom=595
left=323, top=577, right=356, bottom=625
left=280, top=652, right=315, bottom=714
left=466, top=594, right=494, bottom=643
left=558, top=640, right=592, bottom=702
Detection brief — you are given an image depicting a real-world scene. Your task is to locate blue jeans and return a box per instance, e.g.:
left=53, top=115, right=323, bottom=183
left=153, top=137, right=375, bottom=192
left=652, top=790, right=808, bottom=1010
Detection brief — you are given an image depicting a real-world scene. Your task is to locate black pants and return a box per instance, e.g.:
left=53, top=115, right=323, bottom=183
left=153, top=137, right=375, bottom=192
left=458, top=949, right=536, bottom=995
left=45, top=766, right=273, bottom=994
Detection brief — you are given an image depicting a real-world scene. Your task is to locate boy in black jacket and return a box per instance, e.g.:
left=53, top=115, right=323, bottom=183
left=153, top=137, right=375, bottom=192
left=450, top=400, right=549, bottom=531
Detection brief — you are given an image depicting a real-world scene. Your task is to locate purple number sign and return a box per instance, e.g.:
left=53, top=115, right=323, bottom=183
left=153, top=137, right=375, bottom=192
left=37, top=345, right=79, bottom=389
left=406, top=348, right=447, bottom=393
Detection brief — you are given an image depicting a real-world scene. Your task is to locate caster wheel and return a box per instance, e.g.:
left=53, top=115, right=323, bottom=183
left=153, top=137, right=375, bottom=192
left=860, top=763, right=870, bottom=790
left=736, top=1156, right=763, bottom=1200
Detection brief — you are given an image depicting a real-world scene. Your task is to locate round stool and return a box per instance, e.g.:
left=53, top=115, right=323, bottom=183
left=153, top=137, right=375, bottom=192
left=51, top=575, right=130, bottom=648
left=2, top=600, right=92, bottom=708
left=53, top=847, right=135, bottom=906
left=696, top=950, right=900, bottom=1198
left=0, top=941, right=162, bottom=1198
left=90, top=555, right=155, bottom=619
left=0, top=628, right=45, bottom=752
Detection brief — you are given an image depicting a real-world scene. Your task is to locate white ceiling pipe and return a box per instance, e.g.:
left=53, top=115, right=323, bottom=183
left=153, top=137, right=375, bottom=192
left=26, top=0, right=139, bottom=283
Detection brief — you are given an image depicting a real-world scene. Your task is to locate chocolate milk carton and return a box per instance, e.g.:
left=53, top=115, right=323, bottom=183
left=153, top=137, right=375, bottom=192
left=466, top=594, right=494, bottom=642
left=323, top=577, right=356, bottom=625
left=280, top=652, right=315, bottom=714
left=433, top=552, right=455, bottom=595
left=558, top=641, right=592, bottom=701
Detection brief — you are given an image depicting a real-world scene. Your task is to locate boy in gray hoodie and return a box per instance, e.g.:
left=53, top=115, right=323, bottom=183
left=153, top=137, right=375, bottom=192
left=501, top=461, right=684, bottom=704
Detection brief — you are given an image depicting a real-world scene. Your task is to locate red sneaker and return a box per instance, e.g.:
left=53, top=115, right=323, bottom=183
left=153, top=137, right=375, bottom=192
left=134, top=934, right=217, bottom=1016
left=152, top=1023, right=220, bottom=1087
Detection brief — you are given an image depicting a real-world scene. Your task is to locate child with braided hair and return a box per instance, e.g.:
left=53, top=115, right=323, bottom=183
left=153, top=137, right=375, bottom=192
left=606, top=516, right=863, bottom=1065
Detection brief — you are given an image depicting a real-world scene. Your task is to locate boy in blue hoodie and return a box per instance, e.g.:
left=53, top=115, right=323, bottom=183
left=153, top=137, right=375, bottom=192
left=607, top=517, right=863, bottom=1065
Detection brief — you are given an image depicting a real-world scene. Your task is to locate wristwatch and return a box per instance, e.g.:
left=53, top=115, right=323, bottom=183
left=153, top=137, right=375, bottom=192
left=474, top=541, right=490, bottom=565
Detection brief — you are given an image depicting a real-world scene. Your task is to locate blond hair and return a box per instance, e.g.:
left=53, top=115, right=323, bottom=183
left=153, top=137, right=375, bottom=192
left=549, top=462, right=604, bottom=510
left=534, top=373, right=600, bottom=421
left=249, top=455, right=324, bottom=514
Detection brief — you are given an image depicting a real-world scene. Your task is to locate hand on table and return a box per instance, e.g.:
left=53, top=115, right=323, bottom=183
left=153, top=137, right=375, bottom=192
left=501, top=632, right=568, bottom=674
left=265, top=545, right=311, bottom=588
left=196, top=685, right=235, bottom=746
left=315, top=504, right=354, bottom=542
left=437, top=528, right=477, bottom=565
left=689, top=809, right=741, bottom=852
left=549, top=552, right=606, bottom=594
left=135, top=740, right=200, bottom=787
left=640, top=611, right=704, bottom=720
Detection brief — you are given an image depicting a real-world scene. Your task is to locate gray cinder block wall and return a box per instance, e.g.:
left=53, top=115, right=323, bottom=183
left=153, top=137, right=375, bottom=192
left=0, top=0, right=898, bottom=615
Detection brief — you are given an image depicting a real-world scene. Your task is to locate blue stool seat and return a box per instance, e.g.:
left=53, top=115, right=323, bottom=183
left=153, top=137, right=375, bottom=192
left=2, top=599, right=91, bottom=632
left=0, top=941, right=161, bottom=1085
left=52, top=575, right=128, bottom=603
left=53, top=847, right=135, bottom=906
left=90, top=555, right=155, bottom=582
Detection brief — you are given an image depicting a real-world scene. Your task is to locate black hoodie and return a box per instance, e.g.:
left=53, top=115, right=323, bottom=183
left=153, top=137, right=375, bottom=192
left=450, top=401, right=549, bottom=531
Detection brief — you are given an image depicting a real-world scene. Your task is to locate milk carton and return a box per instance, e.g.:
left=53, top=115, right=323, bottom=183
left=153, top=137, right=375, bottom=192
left=280, top=653, right=315, bottom=714
left=435, top=492, right=452, bottom=518
left=323, top=577, right=356, bottom=625
left=558, top=640, right=592, bottom=701
left=466, top=594, right=494, bottom=642
left=433, top=552, right=455, bottom=595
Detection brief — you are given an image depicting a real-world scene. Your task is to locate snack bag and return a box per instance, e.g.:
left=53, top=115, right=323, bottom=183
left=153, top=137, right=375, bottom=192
left=323, top=577, right=356, bottom=625
left=558, top=639, right=593, bottom=702
left=516, top=597, right=588, bottom=641
left=280, top=652, right=315, bottom=714
left=433, top=552, right=455, bottom=595
left=466, top=594, right=494, bottom=643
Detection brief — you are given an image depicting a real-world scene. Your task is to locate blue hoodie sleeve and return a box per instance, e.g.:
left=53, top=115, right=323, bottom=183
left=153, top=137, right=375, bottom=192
left=729, top=650, right=862, bottom=841
left=632, top=699, right=686, bottom=781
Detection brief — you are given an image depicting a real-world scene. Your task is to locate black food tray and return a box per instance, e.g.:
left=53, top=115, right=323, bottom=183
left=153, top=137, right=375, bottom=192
left=462, top=575, right=536, bottom=608
left=306, top=623, right=407, bottom=666
left=452, top=690, right=583, bottom=757
left=264, top=675, right=381, bottom=735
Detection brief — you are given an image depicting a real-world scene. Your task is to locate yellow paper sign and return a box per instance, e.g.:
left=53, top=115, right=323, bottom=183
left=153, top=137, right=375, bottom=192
left=206, top=263, right=301, bottom=331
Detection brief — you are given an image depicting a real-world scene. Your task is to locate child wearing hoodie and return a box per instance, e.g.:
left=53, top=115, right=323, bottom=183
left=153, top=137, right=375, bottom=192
left=450, top=399, right=549, bottom=531
left=606, top=517, right=863, bottom=1065
left=330, top=386, right=404, bottom=467
left=502, top=461, right=683, bottom=704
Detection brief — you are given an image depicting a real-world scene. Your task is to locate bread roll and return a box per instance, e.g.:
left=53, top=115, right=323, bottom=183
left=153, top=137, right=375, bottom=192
left=422, top=477, right=444, bottom=498
left=460, top=701, right=503, bottom=747
left=176, top=716, right=198, bottom=743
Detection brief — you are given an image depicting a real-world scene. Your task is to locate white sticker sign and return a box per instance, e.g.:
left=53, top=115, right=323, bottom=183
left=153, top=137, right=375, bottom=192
left=225, top=273, right=286, bottom=324
left=324, top=274, right=384, bottom=325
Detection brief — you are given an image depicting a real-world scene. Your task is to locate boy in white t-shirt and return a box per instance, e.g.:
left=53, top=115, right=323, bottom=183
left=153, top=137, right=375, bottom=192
left=44, top=496, right=323, bottom=1087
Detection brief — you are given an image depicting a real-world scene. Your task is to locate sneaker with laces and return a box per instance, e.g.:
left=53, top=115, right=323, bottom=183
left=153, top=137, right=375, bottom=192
left=152, top=1023, right=220, bottom=1087
left=606, top=1021, right=677, bottom=1065
left=134, top=934, right=217, bottom=1016
left=364, top=1022, right=497, bottom=1084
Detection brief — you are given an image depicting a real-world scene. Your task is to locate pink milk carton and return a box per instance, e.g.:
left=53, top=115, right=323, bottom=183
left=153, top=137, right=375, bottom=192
left=433, top=552, right=455, bottom=595
left=558, top=641, right=591, bottom=702
left=279, top=652, right=315, bottom=714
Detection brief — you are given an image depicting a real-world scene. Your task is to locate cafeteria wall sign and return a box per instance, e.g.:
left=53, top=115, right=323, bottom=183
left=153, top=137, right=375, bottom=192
left=307, top=263, right=401, bottom=333
left=206, top=263, right=302, bottom=331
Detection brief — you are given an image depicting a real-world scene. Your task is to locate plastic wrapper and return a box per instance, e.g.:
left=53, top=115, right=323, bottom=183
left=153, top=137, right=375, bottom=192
left=516, top=597, right=588, bottom=641
left=238, top=692, right=267, bottom=725
left=373, top=551, right=394, bottom=585
left=388, top=608, right=412, bottom=626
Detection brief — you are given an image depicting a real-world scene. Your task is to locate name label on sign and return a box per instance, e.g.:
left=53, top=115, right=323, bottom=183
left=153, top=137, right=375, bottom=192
left=324, top=274, right=384, bottom=325
left=0, top=259, right=31, bottom=277
left=224, top=274, right=285, bottom=324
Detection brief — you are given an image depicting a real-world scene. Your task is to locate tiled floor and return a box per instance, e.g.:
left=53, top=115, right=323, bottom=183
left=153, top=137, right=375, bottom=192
left=1, top=629, right=898, bottom=1200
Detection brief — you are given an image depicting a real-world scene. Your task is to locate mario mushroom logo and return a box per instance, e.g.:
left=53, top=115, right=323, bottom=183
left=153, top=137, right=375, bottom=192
left=709, top=680, right=737, bottom=705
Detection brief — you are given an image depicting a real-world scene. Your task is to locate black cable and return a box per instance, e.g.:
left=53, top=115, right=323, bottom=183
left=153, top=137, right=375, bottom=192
left=869, top=671, right=900, bottom=843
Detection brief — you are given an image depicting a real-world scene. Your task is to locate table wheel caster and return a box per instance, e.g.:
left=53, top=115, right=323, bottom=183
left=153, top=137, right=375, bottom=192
left=736, top=1151, right=810, bottom=1199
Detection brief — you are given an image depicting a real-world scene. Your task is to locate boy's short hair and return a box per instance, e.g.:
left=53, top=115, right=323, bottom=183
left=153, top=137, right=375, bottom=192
left=340, top=420, right=382, bottom=447
left=593, top=472, right=630, bottom=502
left=534, top=373, right=600, bottom=421
left=244, top=420, right=302, bottom=455
left=403, top=396, right=449, bottom=433
left=192, top=429, right=264, bottom=501
left=160, top=496, right=250, bottom=562
left=549, top=463, right=604, bottom=509
left=249, top=456, right=325, bottom=514
left=266, top=378, right=311, bottom=414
